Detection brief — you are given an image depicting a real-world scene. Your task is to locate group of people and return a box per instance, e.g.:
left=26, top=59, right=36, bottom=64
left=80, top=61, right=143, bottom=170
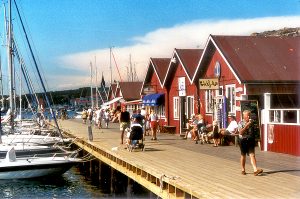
left=184, top=110, right=263, bottom=176
left=183, top=114, right=239, bottom=146
left=81, top=105, right=160, bottom=145
left=81, top=107, right=111, bottom=128
left=81, top=106, right=262, bottom=176
left=119, top=106, right=159, bottom=144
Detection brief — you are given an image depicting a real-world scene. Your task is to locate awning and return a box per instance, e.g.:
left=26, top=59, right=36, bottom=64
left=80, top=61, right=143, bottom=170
left=102, top=97, right=123, bottom=107
left=142, top=93, right=164, bottom=106
left=124, top=99, right=142, bottom=105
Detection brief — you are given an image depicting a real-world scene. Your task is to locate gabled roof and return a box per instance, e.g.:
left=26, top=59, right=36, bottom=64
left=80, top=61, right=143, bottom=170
left=140, top=58, right=170, bottom=95
left=108, top=83, right=117, bottom=99
left=163, top=48, right=203, bottom=86
left=193, top=35, right=300, bottom=84
left=176, top=49, right=203, bottom=79
left=151, top=58, right=170, bottom=84
left=119, top=81, right=143, bottom=101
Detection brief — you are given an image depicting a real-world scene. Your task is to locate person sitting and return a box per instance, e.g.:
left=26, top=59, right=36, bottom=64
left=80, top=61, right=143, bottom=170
left=196, top=114, right=206, bottom=144
left=183, top=114, right=196, bottom=139
left=220, top=115, right=239, bottom=145
left=183, top=114, right=202, bottom=144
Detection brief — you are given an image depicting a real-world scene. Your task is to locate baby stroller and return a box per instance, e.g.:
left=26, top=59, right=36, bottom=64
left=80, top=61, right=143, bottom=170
left=126, top=123, right=145, bottom=152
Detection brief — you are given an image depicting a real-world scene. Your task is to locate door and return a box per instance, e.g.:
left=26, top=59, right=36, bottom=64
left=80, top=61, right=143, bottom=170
left=213, top=96, right=227, bottom=128
left=179, top=96, right=186, bottom=135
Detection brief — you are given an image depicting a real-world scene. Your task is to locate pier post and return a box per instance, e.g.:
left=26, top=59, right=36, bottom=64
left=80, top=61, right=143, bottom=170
left=88, top=125, right=93, bottom=141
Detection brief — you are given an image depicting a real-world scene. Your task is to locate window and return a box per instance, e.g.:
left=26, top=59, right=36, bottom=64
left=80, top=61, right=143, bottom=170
left=173, top=97, right=179, bottom=119
left=216, top=86, right=223, bottom=96
left=205, top=90, right=213, bottom=113
left=226, top=84, right=236, bottom=113
left=186, top=96, right=194, bottom=119
left=155, top=106, right=165, bottom=118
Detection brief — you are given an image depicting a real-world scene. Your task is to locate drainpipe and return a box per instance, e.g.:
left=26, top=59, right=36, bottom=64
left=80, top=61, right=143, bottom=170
left=263, top=93, right=271, bottom=152
left=166, top=90, right=169, bottom=126
left=196, top=84, right=200, bottom=114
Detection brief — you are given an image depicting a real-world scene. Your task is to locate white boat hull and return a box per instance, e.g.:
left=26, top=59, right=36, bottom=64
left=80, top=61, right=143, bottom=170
left=0, top=157, right=80, bottom=179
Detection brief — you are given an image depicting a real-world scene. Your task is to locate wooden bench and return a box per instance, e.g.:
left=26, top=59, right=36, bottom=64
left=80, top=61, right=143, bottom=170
left=161, top=125, right=176, bottom=134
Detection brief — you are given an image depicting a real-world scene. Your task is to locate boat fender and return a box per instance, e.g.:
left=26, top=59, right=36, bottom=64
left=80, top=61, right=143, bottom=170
left=5, top=147, right=16, bottom=162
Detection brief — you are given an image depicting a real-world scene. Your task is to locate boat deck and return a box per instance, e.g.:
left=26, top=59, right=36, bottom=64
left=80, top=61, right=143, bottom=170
left=58, top=119, right=300, bottom=198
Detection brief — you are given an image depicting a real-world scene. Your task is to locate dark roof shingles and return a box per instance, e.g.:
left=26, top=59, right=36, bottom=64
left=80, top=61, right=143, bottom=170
left=119, top=82, right=143, bottom=101
left=151, top=58, right=170, bottom=83
left=176, top=49, right=203, bottom=79
left=212, top=36, right=300, bottom=82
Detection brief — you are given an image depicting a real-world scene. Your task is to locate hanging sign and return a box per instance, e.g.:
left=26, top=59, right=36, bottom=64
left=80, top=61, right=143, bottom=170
left=199, top=78, right=219, bottom=90
left=178, top=77, right=186, bottom=96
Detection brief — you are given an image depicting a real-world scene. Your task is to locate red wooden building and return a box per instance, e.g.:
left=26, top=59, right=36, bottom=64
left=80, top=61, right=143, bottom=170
left=119, top=81, right=143, bottom=113
left=192, top=35, right=300, bottom=156
left=104, top=81, right=142, bottom=113
left=162, top=49, right=203, bottom=134
left=141, top=58, right=170, bottom=125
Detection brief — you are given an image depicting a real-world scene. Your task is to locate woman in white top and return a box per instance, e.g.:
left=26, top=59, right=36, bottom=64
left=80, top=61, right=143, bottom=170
left=149, top=109, right=158, bottom=140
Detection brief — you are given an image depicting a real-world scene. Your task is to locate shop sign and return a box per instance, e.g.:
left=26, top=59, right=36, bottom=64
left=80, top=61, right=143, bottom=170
left=178, top=77, right=186, bottom=96
left=199, top=78, right=219, bottom=90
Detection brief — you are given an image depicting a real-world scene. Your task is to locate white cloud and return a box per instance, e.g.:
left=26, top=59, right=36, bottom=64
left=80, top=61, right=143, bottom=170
left=58, top=16, right=300, bottom=90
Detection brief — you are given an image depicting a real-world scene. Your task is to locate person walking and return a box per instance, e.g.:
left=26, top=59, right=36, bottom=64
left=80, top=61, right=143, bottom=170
left=95, top=108, right=103, bottom=129
left=119, top=106, right=130, bottom=144
left=82, top=109, right=88, bottom=124
left=87, top=107, right=93, bottom=124
left=238, top=110, right=263, bottom=176
left=149, top=109, right=158, bottom=140
left=104, top=109, right=110, bottom=128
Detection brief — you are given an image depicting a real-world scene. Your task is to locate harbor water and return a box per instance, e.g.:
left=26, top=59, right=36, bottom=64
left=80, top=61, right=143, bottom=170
left=1, top=110, right=153, bottom=198
left=0, top=165, right=153, bottom=198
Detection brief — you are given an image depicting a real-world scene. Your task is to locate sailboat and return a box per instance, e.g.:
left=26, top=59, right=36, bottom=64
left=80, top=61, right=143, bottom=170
left=0, top=0, right=81, bottom=179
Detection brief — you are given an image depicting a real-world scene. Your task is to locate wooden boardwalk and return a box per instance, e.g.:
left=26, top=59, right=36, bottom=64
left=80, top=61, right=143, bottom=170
left=58, top=119, right=300, bottom=199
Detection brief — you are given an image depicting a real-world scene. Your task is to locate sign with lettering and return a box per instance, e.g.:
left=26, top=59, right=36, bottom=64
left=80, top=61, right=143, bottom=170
left=199, top=78, right=219, bottom=90
left=143, top=85, right=156, bottom=94
left=178, top=77, right=186, bottom=96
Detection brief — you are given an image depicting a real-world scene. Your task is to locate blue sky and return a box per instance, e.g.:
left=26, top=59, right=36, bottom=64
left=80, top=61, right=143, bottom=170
left=1, top=0, right=300, bottom=91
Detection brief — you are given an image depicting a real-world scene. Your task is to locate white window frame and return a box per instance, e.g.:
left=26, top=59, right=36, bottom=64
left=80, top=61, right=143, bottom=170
left=173, top=97, right=179, bottom=119
left=226, top=84, right=236, bottom=114
left=154, top=106, right=166, bottom=118
left=216, top=86, right=223, bottom=96
left=205, top=90, right=213, bottom=113
left=185, top=96, right=194, bottom=119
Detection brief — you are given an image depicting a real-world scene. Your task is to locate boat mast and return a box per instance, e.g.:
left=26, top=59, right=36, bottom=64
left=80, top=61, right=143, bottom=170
left=0, top=54, right=4, bottom=110
left=13, top=0, right=63, bottom=140
left=19, top=60, right=22, bottom=119
left=95, top=56, right=98, bottom=108
left=7, top=0, right=14, bottom=129
left=90, top=62, right=93, bottom=109
left=110, top=47, right=112, bottom=84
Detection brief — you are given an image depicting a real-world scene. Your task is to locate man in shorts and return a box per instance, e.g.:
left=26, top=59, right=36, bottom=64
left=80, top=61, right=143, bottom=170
left=119, top=106, right=130, bottom=144
left=238, top=110, right=263, bottom=176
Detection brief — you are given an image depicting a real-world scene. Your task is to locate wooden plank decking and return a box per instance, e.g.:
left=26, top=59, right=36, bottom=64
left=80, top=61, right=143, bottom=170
left=58, top=119, right=300, bottom=199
